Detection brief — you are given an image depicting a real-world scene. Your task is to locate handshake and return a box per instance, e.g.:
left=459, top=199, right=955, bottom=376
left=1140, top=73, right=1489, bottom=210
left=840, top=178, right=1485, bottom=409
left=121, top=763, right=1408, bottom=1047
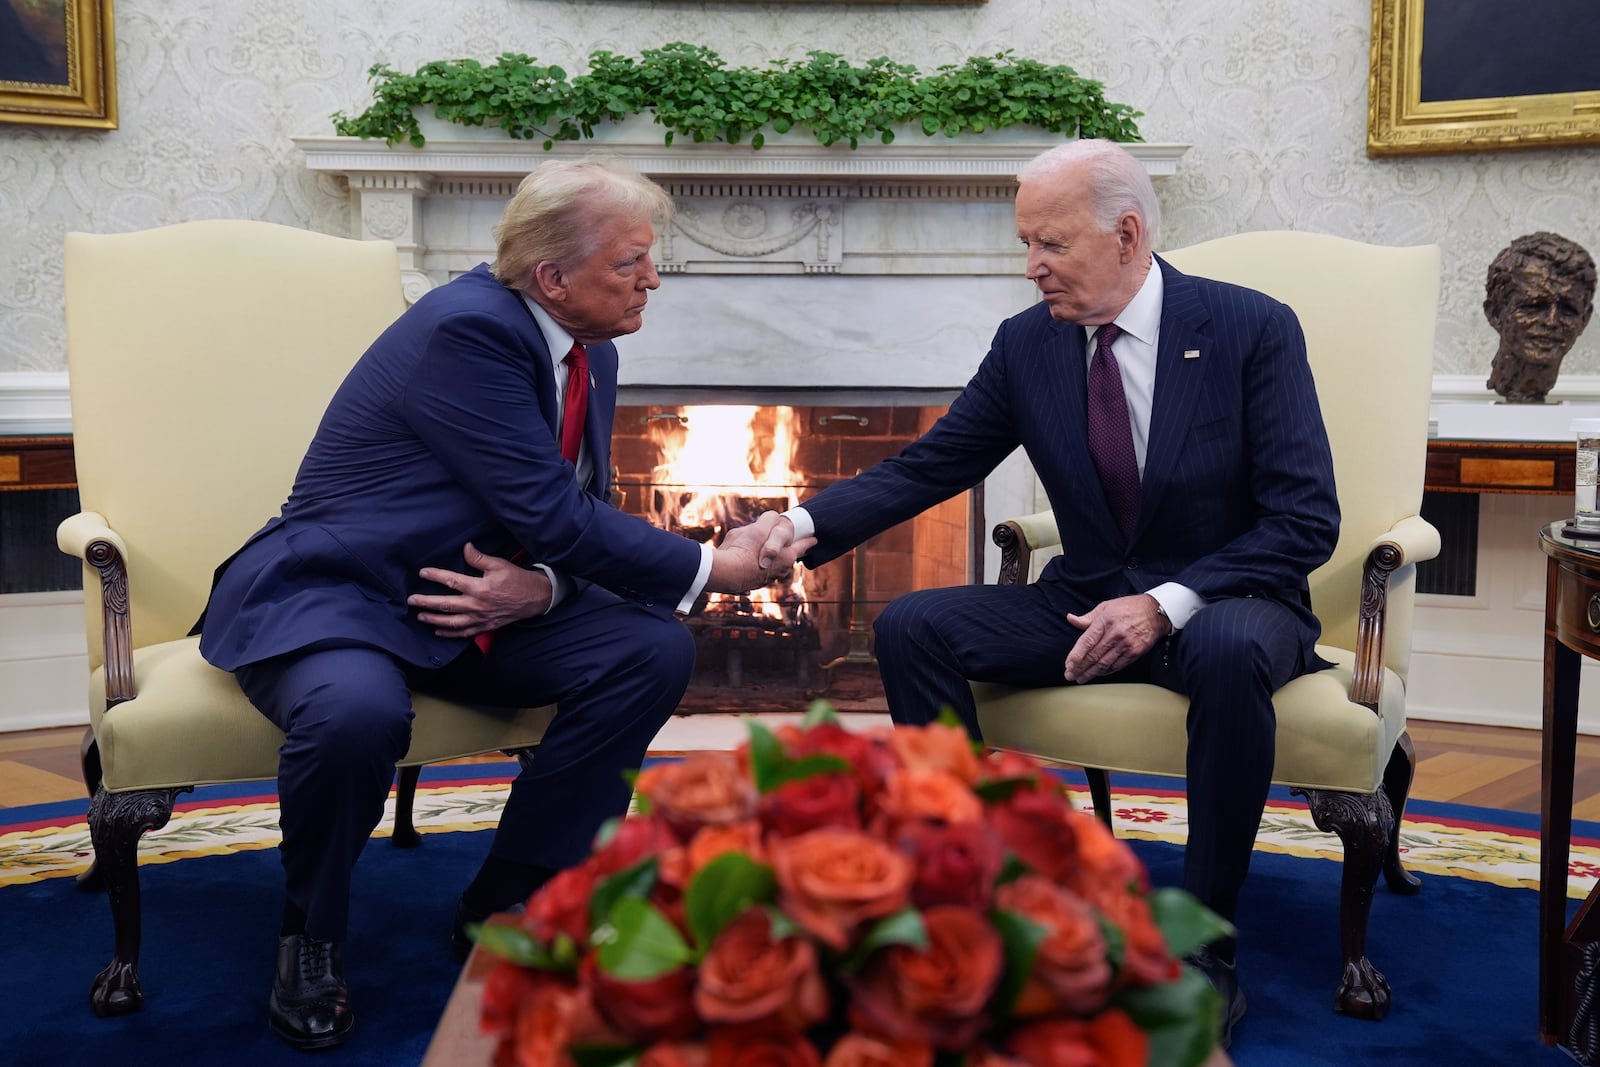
left=704, top=511, right=814, bottom=594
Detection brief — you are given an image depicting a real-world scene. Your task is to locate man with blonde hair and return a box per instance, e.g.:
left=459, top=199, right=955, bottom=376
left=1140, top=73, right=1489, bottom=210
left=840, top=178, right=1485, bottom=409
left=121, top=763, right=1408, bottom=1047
left=195, top=159, right=810, bottom=1050
left=758, top=139, right=1339, bottom=1048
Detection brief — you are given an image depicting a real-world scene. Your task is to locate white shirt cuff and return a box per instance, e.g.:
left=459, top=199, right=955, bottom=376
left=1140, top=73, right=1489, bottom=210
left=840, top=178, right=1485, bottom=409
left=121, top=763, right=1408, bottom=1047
left=528, top=563, right=571, bottom=616
left=1148, top=582, right=1204, bottom=630
left=784, top=505, right=815, bottom=543
left=677, top=541, right=715, bottom=615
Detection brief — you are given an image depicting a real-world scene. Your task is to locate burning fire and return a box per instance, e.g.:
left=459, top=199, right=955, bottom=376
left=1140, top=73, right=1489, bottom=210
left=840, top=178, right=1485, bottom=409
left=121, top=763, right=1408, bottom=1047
left=645, top=405, right=808, bottom=623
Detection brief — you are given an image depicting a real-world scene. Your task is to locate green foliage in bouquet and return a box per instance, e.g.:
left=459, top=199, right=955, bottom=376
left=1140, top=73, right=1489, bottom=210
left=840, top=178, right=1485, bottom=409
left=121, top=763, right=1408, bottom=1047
left=330, top=43, right=1144, bottom=151
left=471, top=704, right=1228, bottom=1066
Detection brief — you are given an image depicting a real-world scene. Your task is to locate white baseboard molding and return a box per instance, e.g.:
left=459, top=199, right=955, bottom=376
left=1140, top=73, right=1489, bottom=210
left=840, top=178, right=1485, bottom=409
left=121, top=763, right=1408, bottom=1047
left=0, top=591, right=89, bottom=732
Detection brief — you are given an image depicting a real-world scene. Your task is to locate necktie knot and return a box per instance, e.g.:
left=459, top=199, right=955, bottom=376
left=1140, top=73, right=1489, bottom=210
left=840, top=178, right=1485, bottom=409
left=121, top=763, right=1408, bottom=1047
left=1095, top=323, right=1122, bottom=354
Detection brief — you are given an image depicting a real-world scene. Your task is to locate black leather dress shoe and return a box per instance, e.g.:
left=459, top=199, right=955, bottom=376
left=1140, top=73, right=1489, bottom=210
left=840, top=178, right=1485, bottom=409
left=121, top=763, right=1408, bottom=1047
left=1186, top=945, right=1247, bottom=1050
left=451, top=897, right=483, bottom=963
left=269, top=933, right=354, bottom=1050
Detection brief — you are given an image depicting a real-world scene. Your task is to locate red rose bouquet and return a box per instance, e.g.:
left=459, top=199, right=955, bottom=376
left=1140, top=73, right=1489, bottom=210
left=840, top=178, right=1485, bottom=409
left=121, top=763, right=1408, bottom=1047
left=472, top=704, right=1229, bottom=1067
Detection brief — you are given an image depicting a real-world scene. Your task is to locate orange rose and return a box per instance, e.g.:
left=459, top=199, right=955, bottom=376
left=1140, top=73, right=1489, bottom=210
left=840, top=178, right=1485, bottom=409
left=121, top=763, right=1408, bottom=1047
left=1096, top=889, right=1178, bottom=988
left=522, top=863, right=598, bottom=947
left=636, top=753, right=760, bottom=837
left=1005, top=1011, right=1149, bottom=1067
left=993, top=875, right=1112, bottom=1016
left=875, top=769, right=983, bottom=829
left=582, top=955, right=700, bottom=1044
left=897, top=821, right=1005, bottom=911
left=847, top=906, right=1004, bottom=1051
left=989, top=788, right=1082, bottom=883
left=506, top=975, right=580, bottom=1067
left=760, top=772, right=862, bottom=837
left=822, top=1033, right=933, bottom=1067
left=977, top=749, right=1055, bottom=795
left=641, top=1043, right=710, bottom=1067
left=888, top=723, right=981, bottom=783
left=696, top=909, right=830, bottom=1028
left=707, top=1027, right=823, bottom=1067
left=769, top=828, right=914, bottom=950
left=1065, top=813, right=1147, bottom=903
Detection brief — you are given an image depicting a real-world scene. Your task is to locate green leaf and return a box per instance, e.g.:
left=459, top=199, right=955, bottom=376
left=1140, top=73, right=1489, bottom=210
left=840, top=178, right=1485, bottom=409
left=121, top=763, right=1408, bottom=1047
left=570, top=1046, right=642, bottom=1067
left=934, top=706, right=965, bottom=729
left=763, top=753, right=853, bottom=792
left=685, top=852, right=778, bottom=951
left=843, top=908, right=928, bottom=972
left=1114, top=965, right=1221, bottom=1067
left=745, top=718, right=787, bottom=792
left=972, top=775, right=1035, bottom=802
left=589, top=856, right=659, bottom=930
left=470, top=923, right=558, bottom=969
left=995, top=852, right=1029, bottom=886
left=1146, top=888, right=1234, bottom=960
left=595, top=896, right=695, bottom=980
left=988, top=909, right=1047, bottom=1018
left=800, top=698, right=841, bottom=729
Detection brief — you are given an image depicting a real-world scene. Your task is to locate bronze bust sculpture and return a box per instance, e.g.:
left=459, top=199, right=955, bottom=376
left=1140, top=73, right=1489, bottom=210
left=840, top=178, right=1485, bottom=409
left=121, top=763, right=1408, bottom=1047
left=1484, top=231, right=1597, bottom=404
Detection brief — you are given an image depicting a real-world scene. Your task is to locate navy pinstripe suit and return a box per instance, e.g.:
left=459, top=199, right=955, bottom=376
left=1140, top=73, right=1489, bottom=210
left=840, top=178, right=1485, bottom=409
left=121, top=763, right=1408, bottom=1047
left=800, top=256, right=1339, bottom=919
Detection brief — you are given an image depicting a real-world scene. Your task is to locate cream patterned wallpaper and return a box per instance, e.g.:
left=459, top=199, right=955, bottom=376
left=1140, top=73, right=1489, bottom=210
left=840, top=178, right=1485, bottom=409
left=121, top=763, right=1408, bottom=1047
left=1, top=0, right=1597, bottom=378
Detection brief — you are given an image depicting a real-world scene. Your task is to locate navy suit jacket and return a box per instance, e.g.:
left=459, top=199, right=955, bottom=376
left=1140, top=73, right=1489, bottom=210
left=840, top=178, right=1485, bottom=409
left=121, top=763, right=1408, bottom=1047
left=196, top=264, right=703, bottom=672
left=801, top=257, right=1340, bottom=663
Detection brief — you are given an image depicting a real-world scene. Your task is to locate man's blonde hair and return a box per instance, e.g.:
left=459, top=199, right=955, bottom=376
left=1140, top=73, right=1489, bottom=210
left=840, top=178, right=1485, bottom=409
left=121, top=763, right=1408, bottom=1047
left=492, top=158, right=673, bottom=292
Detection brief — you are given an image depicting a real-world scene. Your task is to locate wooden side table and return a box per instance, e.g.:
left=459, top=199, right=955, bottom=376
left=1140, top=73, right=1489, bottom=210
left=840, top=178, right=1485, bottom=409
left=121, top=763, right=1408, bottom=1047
left=1539, top=523, right=1600, bottom=1062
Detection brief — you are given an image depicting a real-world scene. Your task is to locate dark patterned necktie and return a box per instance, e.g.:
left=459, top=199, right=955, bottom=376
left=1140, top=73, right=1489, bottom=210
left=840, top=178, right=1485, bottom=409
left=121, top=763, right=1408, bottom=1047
left=1086, top=323, right=1140, bottom=538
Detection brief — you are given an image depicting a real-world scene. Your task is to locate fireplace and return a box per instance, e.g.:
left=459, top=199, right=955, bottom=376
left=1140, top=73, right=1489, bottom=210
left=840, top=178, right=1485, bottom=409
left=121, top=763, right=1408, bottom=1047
left=611, top=400, right=973, bottom=711
left=293, top=129, right=1185, bottom=709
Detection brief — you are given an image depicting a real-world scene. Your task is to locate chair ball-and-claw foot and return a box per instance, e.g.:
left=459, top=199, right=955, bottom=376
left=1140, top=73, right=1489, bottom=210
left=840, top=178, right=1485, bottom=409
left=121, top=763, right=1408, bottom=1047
left=90, top=960, right=145, bottom=1017
left=1333, top=957, right=1391, bottom=1020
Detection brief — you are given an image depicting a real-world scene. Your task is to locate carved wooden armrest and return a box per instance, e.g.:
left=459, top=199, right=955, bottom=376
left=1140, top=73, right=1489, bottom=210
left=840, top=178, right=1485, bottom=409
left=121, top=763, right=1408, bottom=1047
left=992, top=510, right=1062, bottom=586
left=57, top=511, right=137, bottom=708
left=1349, top=515, right=1441, bottom=711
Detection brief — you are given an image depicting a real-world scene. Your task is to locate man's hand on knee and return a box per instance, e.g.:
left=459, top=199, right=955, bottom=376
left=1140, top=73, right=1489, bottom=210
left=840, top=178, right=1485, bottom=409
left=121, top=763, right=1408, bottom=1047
left=409, top=542, right=553, bottom=637
left=1063, top=593, right=1170, bottom=682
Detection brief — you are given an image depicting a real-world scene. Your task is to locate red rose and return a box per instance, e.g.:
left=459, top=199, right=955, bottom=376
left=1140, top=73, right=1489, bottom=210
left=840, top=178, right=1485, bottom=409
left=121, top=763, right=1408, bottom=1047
left=822, top=1033, right=933, bottom=1067
left=896, top=820, right=1005, bottom=910
left=1005, top=1011, right=1149, bottom=1067
left=696, top=910, right=830, bottom=1029
left=592, top=814, right=682, bottom=878
left=989, top=788, right=1081, bottom=883
left=481, top=960, right=544, bottom=1037
left=769, top=828, right=914, bottom=950
left=781, top=723, right=899, bottom=809
left=707, top=1027, right=823, bottom=1067
left=977, top=750, right=1055, bottom=795
left=760, top=772, right=862, bottom=837
left=505, top=976, right=580, bottom=1067
left=522, top=863, right=598, bottom=947
left=1096, top=889, right=1178, bottom=988
left=993, top=875, right=1112, bottom=1016
left=641, top=1043, right=710, bottom=1067
left=582, top=955, right=699, bottom=1044
left=847, top=906, right=1004, bottom=1051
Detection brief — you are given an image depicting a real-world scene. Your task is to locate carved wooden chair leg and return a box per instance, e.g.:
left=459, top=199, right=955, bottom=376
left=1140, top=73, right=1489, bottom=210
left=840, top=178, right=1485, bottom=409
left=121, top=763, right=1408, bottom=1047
left=509, top=746, right=539, bottom=774
left=1294, top=786, right=1395, bottom=1020
left=75, top=732, right=108, bottom=892
left=1381, top=733, right=1422, bottom=895
left=391, top=764, right=424, bottom=848
left=86, top=784, right=189, bottom=1017
left=1084, top=768, right=1114, bottom=829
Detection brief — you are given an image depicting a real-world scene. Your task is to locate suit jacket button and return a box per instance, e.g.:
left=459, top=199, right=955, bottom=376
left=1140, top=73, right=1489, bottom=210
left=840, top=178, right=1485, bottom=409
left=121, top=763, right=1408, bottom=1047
left=1126, top=557, right=1140, bottom=569
left=429, top=656, right=442, bottom=665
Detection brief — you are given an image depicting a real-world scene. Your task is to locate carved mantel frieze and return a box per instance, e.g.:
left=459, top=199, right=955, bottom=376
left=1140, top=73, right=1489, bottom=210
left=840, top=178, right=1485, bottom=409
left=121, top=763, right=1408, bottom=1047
left=293, top=130, right=1188, bottom=301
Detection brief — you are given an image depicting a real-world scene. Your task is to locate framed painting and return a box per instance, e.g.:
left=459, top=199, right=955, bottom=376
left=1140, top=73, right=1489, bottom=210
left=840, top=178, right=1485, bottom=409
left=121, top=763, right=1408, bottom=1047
left=0, top=0, right=117, bottom=129
left=1368, top=0, right=1600, bottom=156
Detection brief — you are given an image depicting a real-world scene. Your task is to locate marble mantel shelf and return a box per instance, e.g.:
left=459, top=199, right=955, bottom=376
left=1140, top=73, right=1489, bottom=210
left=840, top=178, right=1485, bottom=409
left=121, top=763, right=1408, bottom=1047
left=291, top=133, right=1189, bottom=184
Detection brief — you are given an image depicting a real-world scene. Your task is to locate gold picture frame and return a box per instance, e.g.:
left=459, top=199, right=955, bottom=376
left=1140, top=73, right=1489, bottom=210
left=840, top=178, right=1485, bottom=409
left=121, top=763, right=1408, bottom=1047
left=1368, top=0, right=1600, bottom=156
left=0, top=0, right=117, bottom=129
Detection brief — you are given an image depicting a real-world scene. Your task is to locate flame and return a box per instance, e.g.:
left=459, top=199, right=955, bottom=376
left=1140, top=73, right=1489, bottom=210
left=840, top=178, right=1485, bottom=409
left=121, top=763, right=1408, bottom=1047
left=645, top=405, right=808, bottom=623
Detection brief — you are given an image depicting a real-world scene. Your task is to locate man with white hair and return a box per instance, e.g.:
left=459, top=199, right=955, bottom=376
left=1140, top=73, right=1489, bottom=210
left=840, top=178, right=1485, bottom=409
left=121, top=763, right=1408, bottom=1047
left=759, top=139, right=1339, bottom=1048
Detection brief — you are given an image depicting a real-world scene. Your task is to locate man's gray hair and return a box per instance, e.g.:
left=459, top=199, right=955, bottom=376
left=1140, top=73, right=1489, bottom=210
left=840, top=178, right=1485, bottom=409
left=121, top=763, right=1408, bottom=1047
left=492, top=158, right=673, bottom=292
left=1018, top=139, right=1160, bottom=250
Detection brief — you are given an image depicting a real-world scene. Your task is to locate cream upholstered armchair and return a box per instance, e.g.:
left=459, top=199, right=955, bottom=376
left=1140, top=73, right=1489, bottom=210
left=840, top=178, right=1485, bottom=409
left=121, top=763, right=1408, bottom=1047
left=973, top=232, right=1441, bottom=1020
left=59, top=221, right=554, bottom=1017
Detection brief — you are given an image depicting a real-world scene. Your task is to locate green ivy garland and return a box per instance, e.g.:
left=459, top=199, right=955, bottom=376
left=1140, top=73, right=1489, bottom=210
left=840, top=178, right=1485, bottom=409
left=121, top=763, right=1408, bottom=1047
left=331, top=43, right=1143, bottom=150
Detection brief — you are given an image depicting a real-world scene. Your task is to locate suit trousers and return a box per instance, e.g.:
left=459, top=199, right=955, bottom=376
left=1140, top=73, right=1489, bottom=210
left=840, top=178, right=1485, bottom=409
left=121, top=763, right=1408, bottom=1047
left=235, top=583, right=694, bottom=942
left=871, top=581, right=1308, bottom=923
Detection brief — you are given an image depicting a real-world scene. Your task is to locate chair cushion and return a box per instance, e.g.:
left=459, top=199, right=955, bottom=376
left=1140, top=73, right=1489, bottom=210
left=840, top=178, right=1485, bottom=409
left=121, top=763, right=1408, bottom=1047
left=971, top=646, right=1404, bottom=794
left=89, top=637, right=554, bottom=792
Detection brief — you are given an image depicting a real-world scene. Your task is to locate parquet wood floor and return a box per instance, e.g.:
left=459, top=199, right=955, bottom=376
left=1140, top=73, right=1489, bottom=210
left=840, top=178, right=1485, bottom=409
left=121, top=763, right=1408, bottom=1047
left=0, top=718, right=1590, bottom=817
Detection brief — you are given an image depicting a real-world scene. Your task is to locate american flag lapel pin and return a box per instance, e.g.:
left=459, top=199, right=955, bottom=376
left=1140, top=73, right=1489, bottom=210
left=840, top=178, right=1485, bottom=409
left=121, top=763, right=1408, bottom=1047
left=1183, top=349, right=1201, bottom=360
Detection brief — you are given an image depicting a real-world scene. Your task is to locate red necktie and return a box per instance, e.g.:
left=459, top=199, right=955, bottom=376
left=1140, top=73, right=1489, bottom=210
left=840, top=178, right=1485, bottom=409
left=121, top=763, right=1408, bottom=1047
left=560, top=343, right=589, bottom=465
left=475, top=343, right=590, bottom=656
left=1086, top=323, right=1140, bottom=539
